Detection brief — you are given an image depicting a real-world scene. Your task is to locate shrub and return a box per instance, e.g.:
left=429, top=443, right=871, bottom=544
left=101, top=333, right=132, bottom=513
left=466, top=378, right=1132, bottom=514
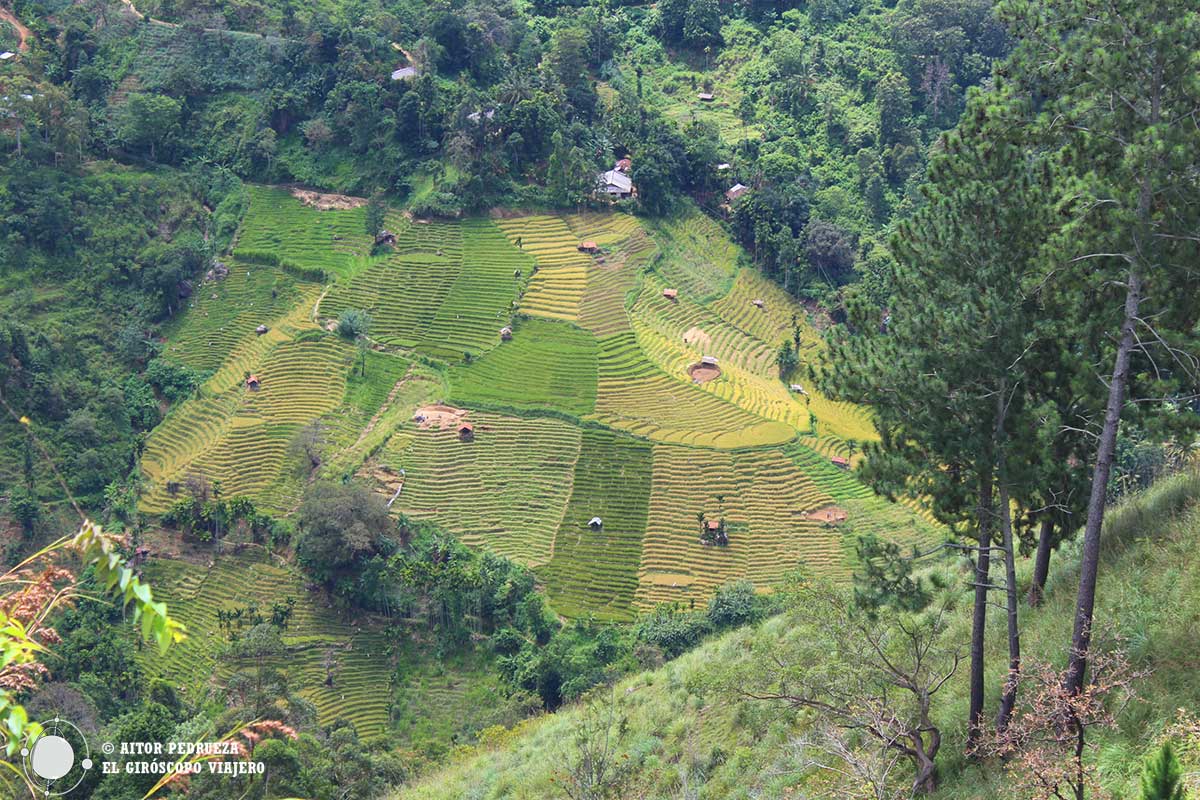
left=337, top=309, right=372, bottom=340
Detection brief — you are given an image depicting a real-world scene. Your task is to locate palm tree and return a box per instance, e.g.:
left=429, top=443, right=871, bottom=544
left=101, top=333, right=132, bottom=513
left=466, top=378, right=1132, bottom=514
left=497, top=71, right=535, bottom=105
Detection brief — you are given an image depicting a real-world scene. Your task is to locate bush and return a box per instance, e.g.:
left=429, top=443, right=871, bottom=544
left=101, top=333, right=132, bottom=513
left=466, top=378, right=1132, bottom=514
left=706, top=580, right=765, bottom=629
left=337, top=309, right=372, bottom=340
left=635, top=607, right=712, bottom=660
left=145, top=358, right=208, bottom=403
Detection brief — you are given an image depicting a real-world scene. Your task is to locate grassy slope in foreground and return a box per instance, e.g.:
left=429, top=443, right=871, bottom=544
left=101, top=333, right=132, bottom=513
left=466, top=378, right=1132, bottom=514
left=392, top=470, right=1200, bottom=800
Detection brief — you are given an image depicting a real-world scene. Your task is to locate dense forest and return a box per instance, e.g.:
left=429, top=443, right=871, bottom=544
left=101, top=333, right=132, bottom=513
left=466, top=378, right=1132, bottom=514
left=1, top=0, right=1198, bottom=796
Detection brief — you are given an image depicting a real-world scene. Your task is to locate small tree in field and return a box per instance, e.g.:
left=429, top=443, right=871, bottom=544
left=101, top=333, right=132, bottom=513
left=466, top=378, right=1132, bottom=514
left=553, top=687, right=633, bottom=800
left=337, top=309, right=372, bottom=341
left=365, top=190, right=387, bottom=238
left=972, top=642, right=1142, bottom=800
left=776, top=340, right=799, bottom=378
left=1140, top=742, right=1185, bottom=800
left=735, top=581, right=960, bottom=795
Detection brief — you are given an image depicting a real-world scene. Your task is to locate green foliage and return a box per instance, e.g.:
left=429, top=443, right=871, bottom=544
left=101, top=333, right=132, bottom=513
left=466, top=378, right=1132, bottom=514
left=774, top=340, right=798, bottom=378
left=1140, top=741, right=1186, bottom=800
left=366, top=190, right=388, bottom=239
left=0, top=521, right=184, bottom=757
left=295, top=481, right=398, bottom=602
left=146, top=357, right=208, bottom=403
left=110, top=93, right=182, bottom=160
left=338, top=308, right=373, bottom=340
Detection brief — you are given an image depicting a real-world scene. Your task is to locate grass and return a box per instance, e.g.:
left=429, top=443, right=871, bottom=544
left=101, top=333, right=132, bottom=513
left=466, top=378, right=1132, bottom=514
left=539, top=429, right=654, bottom=622
left=342, top=350, right=413, bottom=416
left=392, top=470, right=1200, bottom=800
left=447, top=318, right=599, bottom=416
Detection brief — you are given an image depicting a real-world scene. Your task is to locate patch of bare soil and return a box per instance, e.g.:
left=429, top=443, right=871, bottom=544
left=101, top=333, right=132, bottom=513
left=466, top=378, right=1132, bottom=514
left=290, top=188, right=368, bottom=210
left=682, top=326, right=711, bottom=349
left=806, top=505, right=849, bottom=524
left=358, top=462, right=404, bottom=493
left=1, top=4, right=32, bottom=51
left=412, top=404, right=469, bottom=430
left=688, top=363, right=721, bottom=384
left=488, top=207, right=527, bottom=219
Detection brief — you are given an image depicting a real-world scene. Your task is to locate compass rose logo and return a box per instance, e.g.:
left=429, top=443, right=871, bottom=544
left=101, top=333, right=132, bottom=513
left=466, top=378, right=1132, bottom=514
left=20, top=717, right=94, bottom=797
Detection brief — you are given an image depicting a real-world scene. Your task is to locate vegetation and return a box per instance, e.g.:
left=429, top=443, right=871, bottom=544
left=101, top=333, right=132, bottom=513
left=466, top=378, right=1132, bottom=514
left=394, top=472, right=1200, bottom=800
left=1, top=0, right=1197, bottom=796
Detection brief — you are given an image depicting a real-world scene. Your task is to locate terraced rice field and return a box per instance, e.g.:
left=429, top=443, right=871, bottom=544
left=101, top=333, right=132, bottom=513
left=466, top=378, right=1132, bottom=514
left=644, top=211, right=739, bottom=302
left=235, top=186, right=374, bottom=278
left=448, top=318, right=598, bottom=416
left=635, top=444, right=840, bottom=609
left=419, top=219, right=533, bottom=359
left=494, top=215, right=590, bottom=321
left=141, top=335, right=354, bottom=513
left=142, top=550, right=390, bottom=739
left=162, top=263, right=321, bottom=375
left=143, top=196, right=940, bottom=629
left=381, top=413, right=583, bottom=567
left=319, top=220, right=465, bottom=349
left=321, top=219, right=528, bottom=358
left=539, top=430, right=654, bottom=622
left=590, top=331, right=794, bottom=447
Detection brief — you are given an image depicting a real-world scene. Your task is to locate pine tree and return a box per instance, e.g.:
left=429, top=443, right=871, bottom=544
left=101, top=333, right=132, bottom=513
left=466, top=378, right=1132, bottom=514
left=999, top=0, right=1200, bottom=696
left=814, top=86, right=1063, bottom=746
left=1140, top=742, right=1185, bottom=800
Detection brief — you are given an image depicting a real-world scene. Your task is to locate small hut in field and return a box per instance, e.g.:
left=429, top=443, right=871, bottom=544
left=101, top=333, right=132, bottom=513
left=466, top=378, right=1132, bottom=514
left=588, top=517, right=603, bottom=531
left=830, top=455, right=850, bottom=470
left=578, top=241, right=601, bottom=254
left=662, top=288, right=678, bottom=301
left=499, top=326, right=513, bottom=341
left=458, top=423, right=475, bottom=442
left=245, top=374, right=261, bottom=391
left=697, top=92, right=715, bottom=102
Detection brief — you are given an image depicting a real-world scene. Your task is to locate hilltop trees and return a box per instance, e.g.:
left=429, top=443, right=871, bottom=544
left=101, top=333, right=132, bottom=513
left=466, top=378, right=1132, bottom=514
left=817, top=0, right=1200, bottom=766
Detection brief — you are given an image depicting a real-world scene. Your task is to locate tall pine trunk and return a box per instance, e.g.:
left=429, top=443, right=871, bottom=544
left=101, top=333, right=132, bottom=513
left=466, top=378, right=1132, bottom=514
left=1027, top=517, right=1054, bottom=606
left=1064, top=270, right=1141, bottom=695
left=967, top=468, right=994, bottom=750
left=995, top=482, right=1021, bottom=732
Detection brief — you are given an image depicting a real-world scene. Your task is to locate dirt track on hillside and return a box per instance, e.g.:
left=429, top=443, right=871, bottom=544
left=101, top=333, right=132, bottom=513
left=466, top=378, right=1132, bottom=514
left=0, top=4, right=32, bottom=51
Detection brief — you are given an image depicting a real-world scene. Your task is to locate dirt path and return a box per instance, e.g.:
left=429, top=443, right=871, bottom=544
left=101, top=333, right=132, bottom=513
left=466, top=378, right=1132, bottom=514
left=352, top=371, right=414, bottom=450
left=118, top=0, right=145, bottom=19
left=0, top=4, right=32, bottom=52
left=116, top=0, right=298, bottom=42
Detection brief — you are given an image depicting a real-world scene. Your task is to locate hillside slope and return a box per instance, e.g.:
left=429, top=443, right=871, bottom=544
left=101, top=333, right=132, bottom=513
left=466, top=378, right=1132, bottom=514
left=141, top=190, right=938, bottom=622
left=393, top=470, right=1200, bottom=799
